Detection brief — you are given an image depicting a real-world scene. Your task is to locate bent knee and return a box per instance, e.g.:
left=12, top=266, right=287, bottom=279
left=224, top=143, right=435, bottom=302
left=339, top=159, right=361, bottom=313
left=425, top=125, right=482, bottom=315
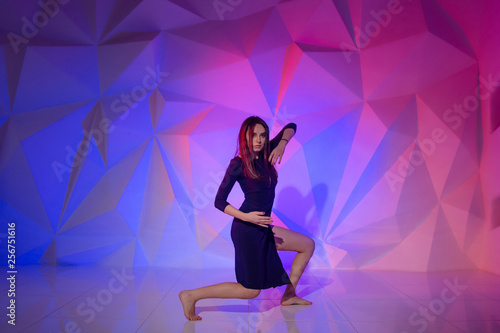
left=246, top=288, right=261, bottom=299
left=306, top=237, right=315, bottom=253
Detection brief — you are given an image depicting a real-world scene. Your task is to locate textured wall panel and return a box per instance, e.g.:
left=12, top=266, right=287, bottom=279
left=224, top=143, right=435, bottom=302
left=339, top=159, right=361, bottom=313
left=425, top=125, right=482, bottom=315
left=0, top=0, right=498, bottom=272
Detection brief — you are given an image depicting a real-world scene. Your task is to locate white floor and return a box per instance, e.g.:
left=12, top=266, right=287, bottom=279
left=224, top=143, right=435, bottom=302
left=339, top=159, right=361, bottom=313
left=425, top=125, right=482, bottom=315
left=1, top=266, right=499, bottom=332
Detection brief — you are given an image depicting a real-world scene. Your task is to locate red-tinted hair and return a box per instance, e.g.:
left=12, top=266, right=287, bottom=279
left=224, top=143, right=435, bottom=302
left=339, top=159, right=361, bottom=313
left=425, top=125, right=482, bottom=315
left=236, top=116, right=277, bottom=183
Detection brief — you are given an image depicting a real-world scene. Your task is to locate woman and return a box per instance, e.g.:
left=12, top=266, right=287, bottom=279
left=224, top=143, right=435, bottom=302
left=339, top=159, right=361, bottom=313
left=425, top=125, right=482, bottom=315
left=179, top=116, right=315, bottom=321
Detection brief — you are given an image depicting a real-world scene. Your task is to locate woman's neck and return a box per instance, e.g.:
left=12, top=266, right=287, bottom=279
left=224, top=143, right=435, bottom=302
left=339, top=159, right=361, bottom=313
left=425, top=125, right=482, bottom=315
left=237, top=153, right=260, bottom=159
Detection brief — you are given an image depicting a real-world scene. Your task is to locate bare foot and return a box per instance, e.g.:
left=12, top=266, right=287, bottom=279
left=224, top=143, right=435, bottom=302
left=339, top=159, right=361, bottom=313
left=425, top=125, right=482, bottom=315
left=280, top=295, right=312, bottom=306
left=179, top=290, right=202, bottom=320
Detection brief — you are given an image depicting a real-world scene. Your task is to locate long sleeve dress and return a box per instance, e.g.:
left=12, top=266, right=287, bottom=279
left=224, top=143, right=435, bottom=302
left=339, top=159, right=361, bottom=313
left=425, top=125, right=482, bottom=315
left=214, top=123, right=297, bottom=290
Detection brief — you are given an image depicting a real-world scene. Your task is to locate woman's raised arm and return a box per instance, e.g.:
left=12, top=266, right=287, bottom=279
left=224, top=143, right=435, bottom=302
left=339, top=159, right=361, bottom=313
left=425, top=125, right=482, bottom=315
left=269, top=123, right=297, bottom=165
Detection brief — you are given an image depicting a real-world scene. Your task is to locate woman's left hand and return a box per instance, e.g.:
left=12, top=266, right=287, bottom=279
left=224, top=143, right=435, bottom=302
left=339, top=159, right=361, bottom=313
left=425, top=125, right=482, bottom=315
left=269, top=141, right=286, bottom=165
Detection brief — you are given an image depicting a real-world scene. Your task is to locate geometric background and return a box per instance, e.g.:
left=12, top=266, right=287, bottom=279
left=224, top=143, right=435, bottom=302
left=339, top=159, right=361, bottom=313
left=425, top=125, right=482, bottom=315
left=0, top=0, right=499, bottom=273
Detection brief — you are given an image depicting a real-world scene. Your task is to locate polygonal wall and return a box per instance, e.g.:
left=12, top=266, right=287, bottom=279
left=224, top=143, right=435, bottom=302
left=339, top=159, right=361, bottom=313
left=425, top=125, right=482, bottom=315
left=0, top=0, right=498, bottom=272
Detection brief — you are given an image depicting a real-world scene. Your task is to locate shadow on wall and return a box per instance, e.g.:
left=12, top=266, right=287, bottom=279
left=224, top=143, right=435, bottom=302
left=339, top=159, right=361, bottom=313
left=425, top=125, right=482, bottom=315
left=275, top=183, right=328, bottom=238
left=491, top=86, right=500, bottom=133
left=491, top=87, right=500, bottom=229
left=492, top=197, right=500, bottom=229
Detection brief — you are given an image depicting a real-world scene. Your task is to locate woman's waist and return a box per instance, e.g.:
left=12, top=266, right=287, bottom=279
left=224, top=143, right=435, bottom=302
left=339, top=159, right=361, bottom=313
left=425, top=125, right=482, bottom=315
left=239, top=201, right=272, bottom=213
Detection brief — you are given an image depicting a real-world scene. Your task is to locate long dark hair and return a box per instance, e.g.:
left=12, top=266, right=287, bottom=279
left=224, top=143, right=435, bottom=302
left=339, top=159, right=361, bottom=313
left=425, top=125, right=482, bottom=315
left=236, top=116, right=277, bottom=183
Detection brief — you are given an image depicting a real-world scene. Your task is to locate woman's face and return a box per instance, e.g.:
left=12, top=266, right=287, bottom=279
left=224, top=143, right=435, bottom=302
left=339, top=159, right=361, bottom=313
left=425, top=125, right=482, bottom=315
left=248, top=123, right=266, bottom=153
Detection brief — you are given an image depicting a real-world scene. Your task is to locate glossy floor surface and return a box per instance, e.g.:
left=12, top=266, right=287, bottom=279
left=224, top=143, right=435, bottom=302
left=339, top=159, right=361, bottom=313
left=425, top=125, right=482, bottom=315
left=1, top=266, right=499, bottom=332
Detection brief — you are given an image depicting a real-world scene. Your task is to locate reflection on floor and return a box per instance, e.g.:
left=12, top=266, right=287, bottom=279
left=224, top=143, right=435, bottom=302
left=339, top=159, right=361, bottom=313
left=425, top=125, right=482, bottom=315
left=1, top=266, right=499, bottom=332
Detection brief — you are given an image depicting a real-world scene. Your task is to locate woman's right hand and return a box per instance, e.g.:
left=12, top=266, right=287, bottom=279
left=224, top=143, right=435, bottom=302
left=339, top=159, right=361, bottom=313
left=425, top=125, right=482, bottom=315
left=244, top=211, right=273, bottom=227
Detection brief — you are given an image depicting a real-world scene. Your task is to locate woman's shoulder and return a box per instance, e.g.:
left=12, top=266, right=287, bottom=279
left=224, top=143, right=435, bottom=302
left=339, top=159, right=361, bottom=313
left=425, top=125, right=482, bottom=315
left=232, top=155, right=242, bottom=163
left=227, top=155, right=243, bottom=173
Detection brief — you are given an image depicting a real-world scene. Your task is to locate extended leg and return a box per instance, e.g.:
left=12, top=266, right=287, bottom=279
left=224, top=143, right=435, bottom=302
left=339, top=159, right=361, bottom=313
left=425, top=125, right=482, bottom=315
left=179, top=282, right=260, bottom=320
left=272, top=226, right=315, bottom=305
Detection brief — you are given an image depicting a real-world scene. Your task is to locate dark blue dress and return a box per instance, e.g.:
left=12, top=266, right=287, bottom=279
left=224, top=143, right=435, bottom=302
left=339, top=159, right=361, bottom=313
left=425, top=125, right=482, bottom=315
left=214, top=123, right=296, bottom=290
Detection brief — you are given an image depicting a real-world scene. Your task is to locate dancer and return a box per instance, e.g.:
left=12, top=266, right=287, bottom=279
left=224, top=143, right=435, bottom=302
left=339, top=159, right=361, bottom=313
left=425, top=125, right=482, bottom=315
left=180, top=116, right=315, bottom=321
